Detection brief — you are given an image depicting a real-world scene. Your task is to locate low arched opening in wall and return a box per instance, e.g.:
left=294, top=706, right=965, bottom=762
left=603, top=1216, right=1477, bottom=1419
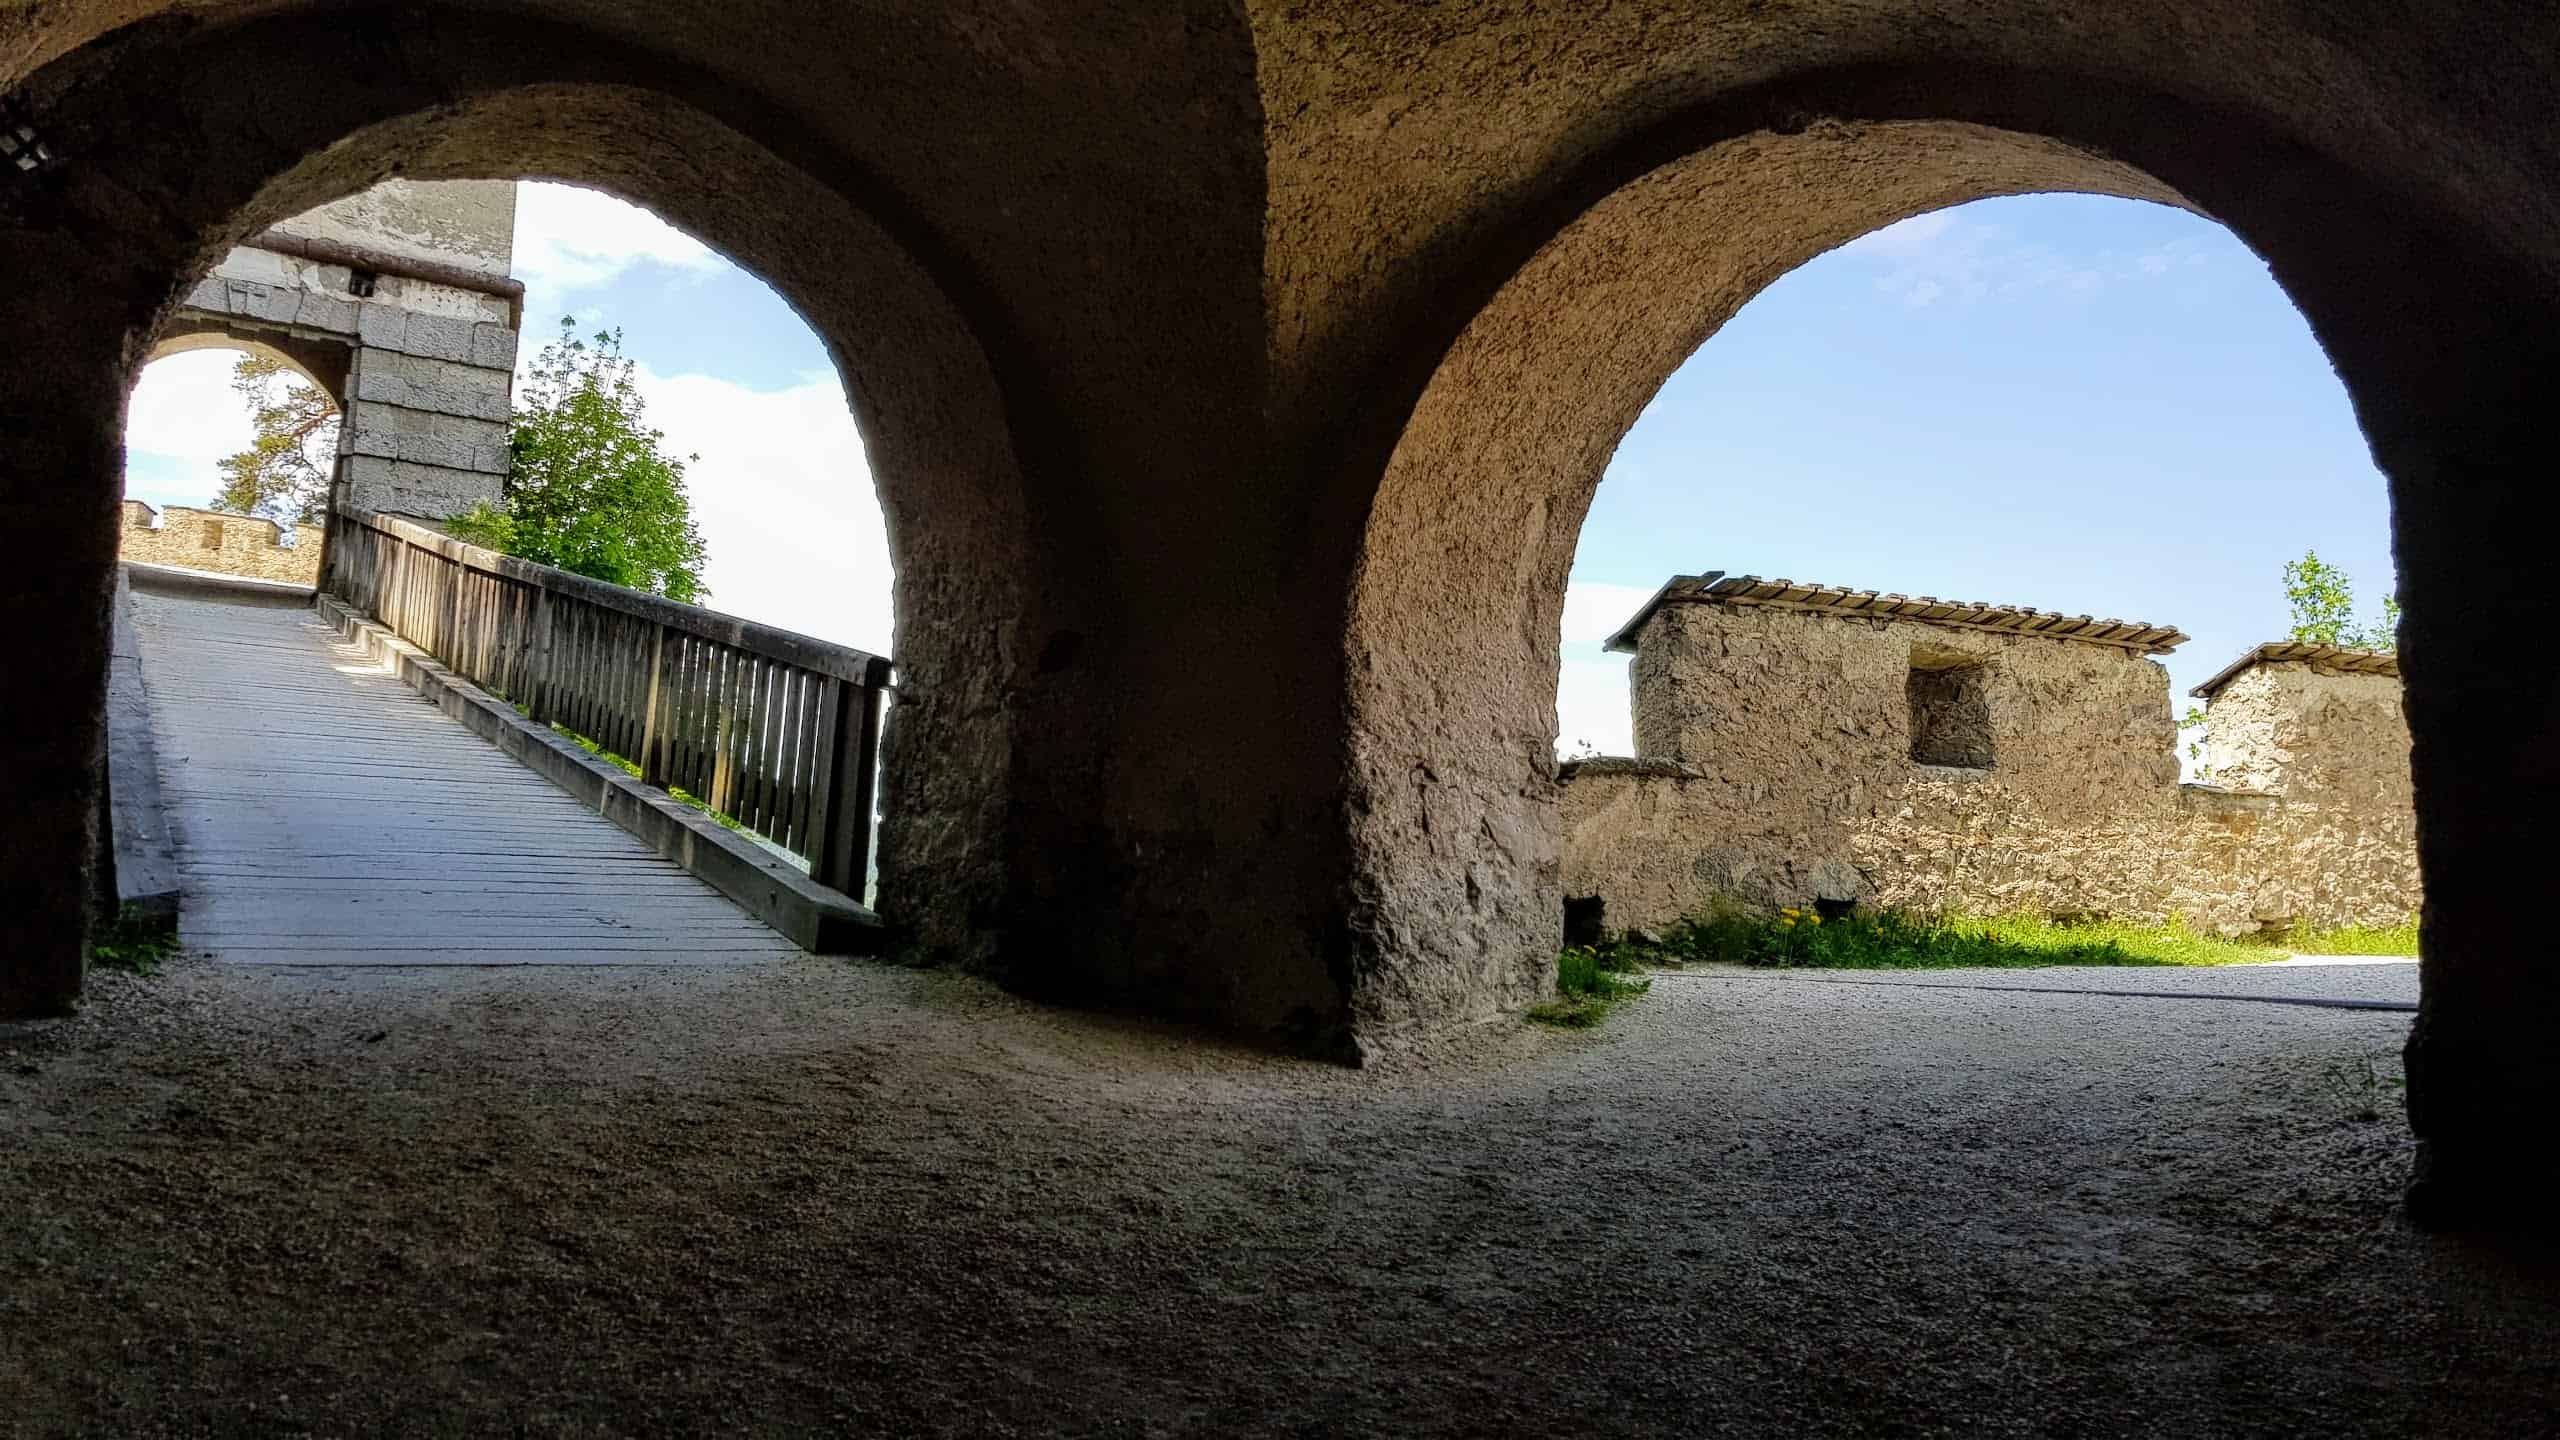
left=149, top=330, right=351, bottom=410
left=3, top=12, right=1047, bottom=1014
left=123, top=329, right=350, bottom=588
left=1337, top=75, right=2560, bottom=1222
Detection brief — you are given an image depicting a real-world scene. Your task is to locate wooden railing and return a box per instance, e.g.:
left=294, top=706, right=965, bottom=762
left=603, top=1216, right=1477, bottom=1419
left=322, top=505, right=894, bottom=901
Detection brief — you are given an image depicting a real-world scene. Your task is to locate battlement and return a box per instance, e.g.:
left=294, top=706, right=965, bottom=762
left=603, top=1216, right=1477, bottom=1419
left=119, top=501, right=324, bottom=588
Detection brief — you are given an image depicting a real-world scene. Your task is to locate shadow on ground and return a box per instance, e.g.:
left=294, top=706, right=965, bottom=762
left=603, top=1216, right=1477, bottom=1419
left=2, top=953, right=2552, bottom=1435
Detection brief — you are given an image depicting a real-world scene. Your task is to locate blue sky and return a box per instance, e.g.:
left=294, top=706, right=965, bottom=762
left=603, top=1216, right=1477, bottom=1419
left=127, top=184, right=2396, bottom=759
left=1557, top=193, right=2396, bottom=754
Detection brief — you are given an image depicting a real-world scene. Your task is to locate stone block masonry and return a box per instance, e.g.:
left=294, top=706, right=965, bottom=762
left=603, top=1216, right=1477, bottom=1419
left=118, top=501, right=322, bottom=587
left=155, top=179, right=522, bottom=521
left=1562, top=573, right=2419, bottom=937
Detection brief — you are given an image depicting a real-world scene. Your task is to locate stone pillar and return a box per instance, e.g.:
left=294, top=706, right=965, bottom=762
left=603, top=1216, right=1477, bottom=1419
left=0, top=271, right=118, bottom=1017
left=2395, top=447, right=2560, bottom=1228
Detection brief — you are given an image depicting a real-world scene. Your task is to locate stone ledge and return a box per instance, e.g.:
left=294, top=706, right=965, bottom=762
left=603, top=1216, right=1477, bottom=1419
left=313, top=593, right=883, bottom=955
left=2180, top=782, right=2281, bottom=813
left=1558, top=756, right=1707, bottom=782
left=104, top=570, right=180, bottom=930
left=124, top=560, right=316, bottom=605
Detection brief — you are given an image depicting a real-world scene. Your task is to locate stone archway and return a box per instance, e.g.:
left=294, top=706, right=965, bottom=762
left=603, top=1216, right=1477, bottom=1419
left=7, top=5, right=2559, bottom=1225
left=0, top=15, right=1054, bottom=1016
left=1340, top=122, right=2185, bottom=1033
left=147, top=331, right=350, bottom=412
left=1329, top=80, right=2559, bottom=1219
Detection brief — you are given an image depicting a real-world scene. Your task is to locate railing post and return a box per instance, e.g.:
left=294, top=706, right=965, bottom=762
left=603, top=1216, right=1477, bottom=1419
left=526, top=586, right=554, bottom=724
left=808, top=661, right=891, bottom=902
left=385, top=533, right=408, bottom=635
left=807, top=678, right=853, bottom=896
left=848, top=657, right=892, bottom=907
left=638, top=623, right=668, bottom=786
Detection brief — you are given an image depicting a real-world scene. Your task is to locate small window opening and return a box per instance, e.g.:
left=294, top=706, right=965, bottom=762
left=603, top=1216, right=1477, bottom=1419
left=199, top=519, right=224, bottom=550
left=346, top=269, right=380, bottom=298
left=1562, top=894, right=1606, bottom=949
left=1908, top=655, right=1994, bottom=769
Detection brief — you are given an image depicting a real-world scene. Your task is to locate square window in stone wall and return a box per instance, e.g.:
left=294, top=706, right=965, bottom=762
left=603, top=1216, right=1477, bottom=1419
left=1908, top=655, right=1995, bottom=769
left=199, top=519, right=224, bottom=550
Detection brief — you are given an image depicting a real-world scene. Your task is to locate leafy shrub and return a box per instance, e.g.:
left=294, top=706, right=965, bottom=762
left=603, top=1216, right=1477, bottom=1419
left=1528, top=943, right=1653, bottom=1028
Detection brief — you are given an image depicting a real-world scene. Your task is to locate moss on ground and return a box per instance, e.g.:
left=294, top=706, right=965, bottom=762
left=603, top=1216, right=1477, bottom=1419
left=87, top=904, right=178, bottom=976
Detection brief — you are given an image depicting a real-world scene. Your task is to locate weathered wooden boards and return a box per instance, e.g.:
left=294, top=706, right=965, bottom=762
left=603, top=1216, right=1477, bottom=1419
left=323, top=507, right=890, bottom=900
left=132, top=590, right=802, bottom=967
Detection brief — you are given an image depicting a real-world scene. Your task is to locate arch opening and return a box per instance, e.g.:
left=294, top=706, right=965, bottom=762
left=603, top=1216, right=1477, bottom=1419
left=3, top=11, right=1047, bottom=1015
left=1547, top=190, right=2409, bottom=956
left=1343, top=121, right=2199, bottom=1029
left=1338, top=85, right=2560, bottom=1215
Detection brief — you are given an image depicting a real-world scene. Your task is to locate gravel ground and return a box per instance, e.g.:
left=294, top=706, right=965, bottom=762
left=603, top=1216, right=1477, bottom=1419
left=4, top=953, right=2553, bottom=1436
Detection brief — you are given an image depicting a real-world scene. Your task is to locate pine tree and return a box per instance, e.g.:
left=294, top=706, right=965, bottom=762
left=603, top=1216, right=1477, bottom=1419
left=210, top=353, right=338, bottom=523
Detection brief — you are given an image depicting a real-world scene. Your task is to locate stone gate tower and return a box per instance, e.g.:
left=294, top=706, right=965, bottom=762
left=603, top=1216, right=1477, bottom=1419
left=153, top=179, right=522, bottom=519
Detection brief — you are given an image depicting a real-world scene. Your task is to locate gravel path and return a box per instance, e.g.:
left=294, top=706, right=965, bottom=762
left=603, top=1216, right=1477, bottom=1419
left=4, top=953, right=2552, bottom=1436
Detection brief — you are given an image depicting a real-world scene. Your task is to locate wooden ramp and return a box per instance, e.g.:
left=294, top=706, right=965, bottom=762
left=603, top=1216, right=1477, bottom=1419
left=131, top=589, right=801, bottom=967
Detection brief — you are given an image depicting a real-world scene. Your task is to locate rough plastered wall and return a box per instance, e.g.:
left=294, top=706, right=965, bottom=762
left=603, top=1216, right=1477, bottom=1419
left=2172, top=663, right=2418, bottom=926
left=268, top=178, right=515, bottom=281
left=1561, top=602, right=2418, bottom=935
left=118, top=501, right=321, bottom=586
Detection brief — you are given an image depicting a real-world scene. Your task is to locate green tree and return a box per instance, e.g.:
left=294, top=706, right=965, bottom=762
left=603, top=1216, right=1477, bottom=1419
left=2282, top=549, right=2398, bottom=652
left=211, top=352, right=338, bottom=523
left=460, top=319, right=709, bottom=603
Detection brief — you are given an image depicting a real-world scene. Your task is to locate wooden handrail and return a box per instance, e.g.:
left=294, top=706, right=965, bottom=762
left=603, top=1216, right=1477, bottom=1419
left=320, top=504, right=895, bottom=900
left=340, top=505, right=893, bottom=687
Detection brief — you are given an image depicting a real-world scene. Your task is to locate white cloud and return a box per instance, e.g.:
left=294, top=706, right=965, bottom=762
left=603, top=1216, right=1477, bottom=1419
left=512, top=181, right=722, bottom=297
left=126, top=349, right=256, bottom=473
left=1551, top=581, right=1654, bottom=757
left=1555, top=655, right=1634, bottom=758
left=1559, top=581, right=1659, bottom=646
left=1839, top=204, right=2209, bottom=310
left=632, top=366, right=895, bottom=656
left=1840, top=208, right=1960, bottom=260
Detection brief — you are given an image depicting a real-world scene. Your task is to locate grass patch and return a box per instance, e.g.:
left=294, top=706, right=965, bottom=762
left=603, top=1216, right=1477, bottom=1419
left=1627, top=906, right=2414, bottom=971
left=87, top=904, right=178, bottom=976
left=550, top=724, right=755, bottom=837
left=668, top=786, right=747, bottom=834
left=552, top=722, right=643, bottom=780
left=2283, top=917, right=2418, bottom=957
left=1527, top=944, right=1653, bottom=1028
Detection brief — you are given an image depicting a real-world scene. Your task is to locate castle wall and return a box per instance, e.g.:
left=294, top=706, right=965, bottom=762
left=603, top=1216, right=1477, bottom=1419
left=118, top=501, right=323, bottom=587
left=1562, top=601, right=2418, bottom=936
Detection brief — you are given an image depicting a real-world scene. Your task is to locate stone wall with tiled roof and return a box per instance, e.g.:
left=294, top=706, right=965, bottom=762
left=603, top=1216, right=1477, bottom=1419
left=1603, top=571, right=2188, bottom=656
left=2190, top=642, right=2399, bottom=700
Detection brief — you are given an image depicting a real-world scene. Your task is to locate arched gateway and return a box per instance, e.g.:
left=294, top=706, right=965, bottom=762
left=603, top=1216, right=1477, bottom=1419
left=4, top=2, right=2553, bottom=1222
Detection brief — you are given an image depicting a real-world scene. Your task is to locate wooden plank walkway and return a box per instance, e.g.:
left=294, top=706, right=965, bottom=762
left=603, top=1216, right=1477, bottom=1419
left=131, top=589, right=801, bottom=966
